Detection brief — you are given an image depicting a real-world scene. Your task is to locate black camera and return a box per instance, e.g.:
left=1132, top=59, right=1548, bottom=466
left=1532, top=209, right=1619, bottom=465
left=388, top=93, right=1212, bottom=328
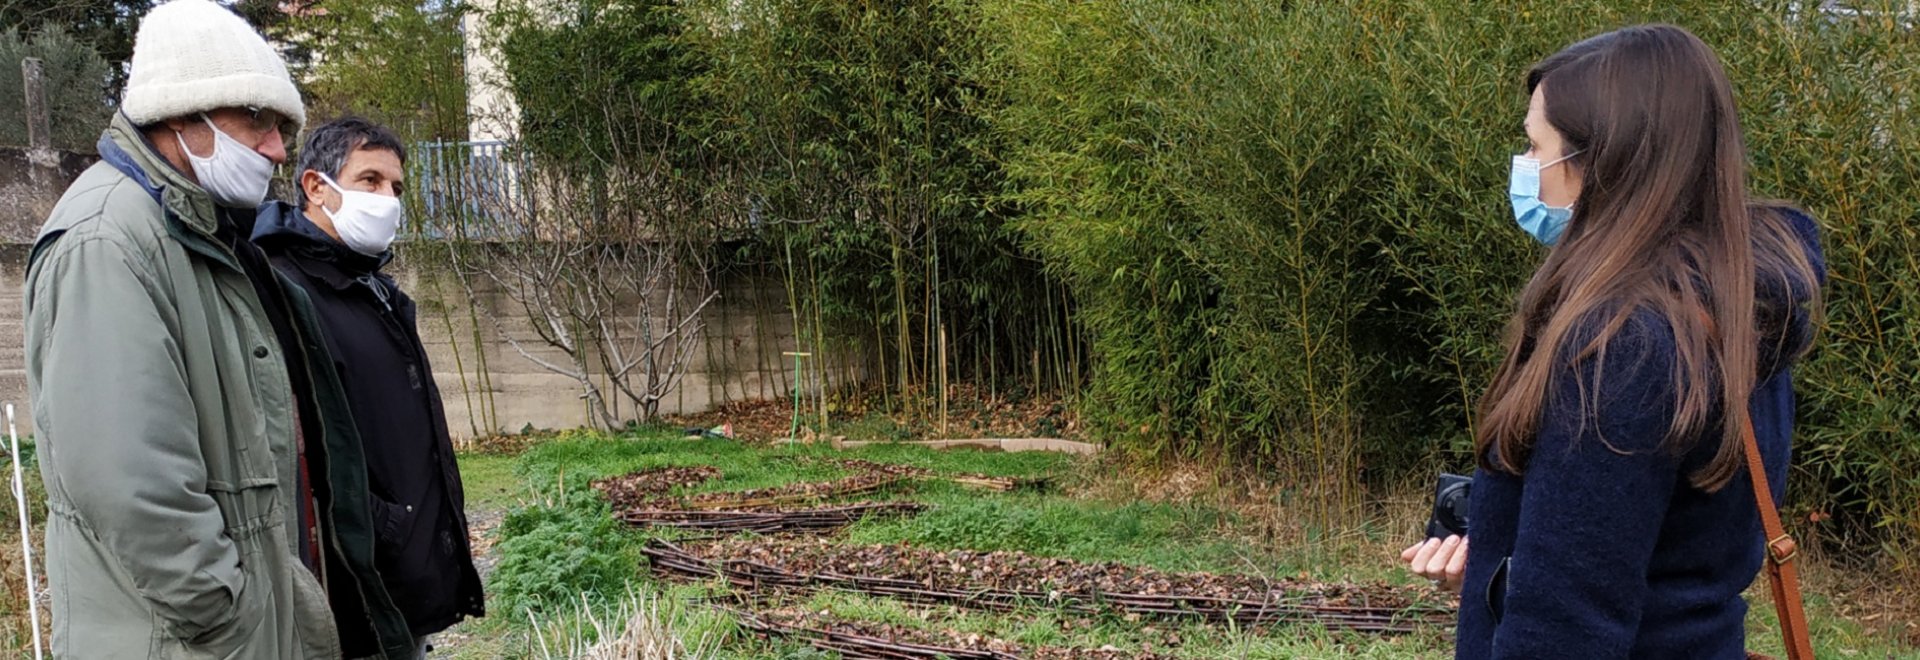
left=1425, top=472, right=1472, bottom=539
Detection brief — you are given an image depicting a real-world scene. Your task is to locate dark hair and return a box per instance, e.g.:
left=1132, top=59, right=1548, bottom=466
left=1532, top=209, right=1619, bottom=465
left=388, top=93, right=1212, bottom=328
left=294, top=116, right=407, bottom=209
left=1475, top=24, right=1821, bottom=491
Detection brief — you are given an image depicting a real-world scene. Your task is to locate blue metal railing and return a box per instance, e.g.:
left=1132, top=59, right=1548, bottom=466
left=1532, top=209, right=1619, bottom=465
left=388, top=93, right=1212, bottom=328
left=407, top=139, right=529, bottom=240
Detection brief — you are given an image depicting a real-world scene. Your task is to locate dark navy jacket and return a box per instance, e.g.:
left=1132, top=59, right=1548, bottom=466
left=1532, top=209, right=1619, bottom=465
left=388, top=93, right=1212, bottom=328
left=1456, top=209, right=1824, bottom=659
left=253, top=202, right=485, bottom=652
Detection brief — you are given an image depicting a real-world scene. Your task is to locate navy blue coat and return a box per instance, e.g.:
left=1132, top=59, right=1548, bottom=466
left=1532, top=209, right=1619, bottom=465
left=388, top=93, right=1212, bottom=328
left=1455, top=209, right=1823, bottom=659
left=254, top=203, right=485, bottom=653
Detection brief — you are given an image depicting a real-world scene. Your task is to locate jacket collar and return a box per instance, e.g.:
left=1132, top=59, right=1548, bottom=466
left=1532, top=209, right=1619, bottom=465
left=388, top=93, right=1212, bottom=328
left=102, top=111, right=225, bottom=241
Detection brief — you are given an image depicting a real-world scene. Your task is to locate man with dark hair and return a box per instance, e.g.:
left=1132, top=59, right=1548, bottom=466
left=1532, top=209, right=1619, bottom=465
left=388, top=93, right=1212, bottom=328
left=255, top=117, right=485, bottom=658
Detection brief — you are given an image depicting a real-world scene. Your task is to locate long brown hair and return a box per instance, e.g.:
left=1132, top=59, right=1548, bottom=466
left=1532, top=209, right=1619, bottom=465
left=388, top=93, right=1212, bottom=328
left=1475, top=24, right=1821, bottom=491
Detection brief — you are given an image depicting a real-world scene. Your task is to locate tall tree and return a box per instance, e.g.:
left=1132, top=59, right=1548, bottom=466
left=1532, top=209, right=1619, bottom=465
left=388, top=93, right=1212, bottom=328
left=1, top=0, right=148, bottom=92
left=285, top=0, right=469, bottom=141
left=230, top=0, right=308, bottom=70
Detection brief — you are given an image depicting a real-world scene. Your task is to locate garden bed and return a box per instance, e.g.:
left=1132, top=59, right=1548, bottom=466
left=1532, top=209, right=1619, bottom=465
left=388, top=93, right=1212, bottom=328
left=723, top=605, right=1173, bottom=660
left=614, top=502, right=926, bottom=535
left=460, top=431, right=1912, bottom=659
left=644, top=537, right=1450, bottom=634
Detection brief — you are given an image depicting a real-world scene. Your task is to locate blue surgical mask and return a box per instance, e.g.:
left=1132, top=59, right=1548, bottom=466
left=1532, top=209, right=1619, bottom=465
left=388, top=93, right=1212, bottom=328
left=1509, top=151, right=1580, bottom=245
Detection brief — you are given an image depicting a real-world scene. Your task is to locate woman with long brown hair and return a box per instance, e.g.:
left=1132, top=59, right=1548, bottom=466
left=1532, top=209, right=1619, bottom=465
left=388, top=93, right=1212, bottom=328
left=1399, top=24, right=1823, bottom=658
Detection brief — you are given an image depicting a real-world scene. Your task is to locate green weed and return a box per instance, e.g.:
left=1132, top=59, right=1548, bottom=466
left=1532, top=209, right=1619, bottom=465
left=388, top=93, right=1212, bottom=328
left=490, top=493, right=645, bottom=622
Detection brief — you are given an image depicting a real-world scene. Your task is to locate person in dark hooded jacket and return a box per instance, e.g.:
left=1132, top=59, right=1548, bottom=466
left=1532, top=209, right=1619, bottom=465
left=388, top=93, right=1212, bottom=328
left=255, top=117, right=485, bottom=658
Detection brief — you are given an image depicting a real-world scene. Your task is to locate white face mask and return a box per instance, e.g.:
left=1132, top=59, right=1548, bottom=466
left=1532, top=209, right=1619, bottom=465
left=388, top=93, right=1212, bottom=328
left=176, top=114, right=274, bottom=209
left=318, top=172, right=403, bottom=256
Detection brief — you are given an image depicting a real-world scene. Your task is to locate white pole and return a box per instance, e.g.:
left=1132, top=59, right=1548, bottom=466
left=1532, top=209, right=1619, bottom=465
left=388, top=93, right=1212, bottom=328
left=6, top=404, right=44, bottom=660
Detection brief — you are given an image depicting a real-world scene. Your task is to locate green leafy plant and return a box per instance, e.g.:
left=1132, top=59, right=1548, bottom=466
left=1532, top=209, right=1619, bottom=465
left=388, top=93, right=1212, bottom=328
left=491, top=494, right=643, bottom=621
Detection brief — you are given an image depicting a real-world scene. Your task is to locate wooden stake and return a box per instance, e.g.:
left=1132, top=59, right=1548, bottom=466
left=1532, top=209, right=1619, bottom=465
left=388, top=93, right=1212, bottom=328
left=21, top=58, right=50, bottom=151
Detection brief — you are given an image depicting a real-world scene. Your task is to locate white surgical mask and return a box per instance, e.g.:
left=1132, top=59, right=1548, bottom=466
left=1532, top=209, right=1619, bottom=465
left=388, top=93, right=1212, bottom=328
left=318, top=172, right=403, bottom=256
left=176, top=114, right=274, bottom=208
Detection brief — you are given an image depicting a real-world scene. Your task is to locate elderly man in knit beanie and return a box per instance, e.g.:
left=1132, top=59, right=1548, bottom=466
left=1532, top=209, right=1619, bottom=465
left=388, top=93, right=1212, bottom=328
left=25, top=1, right=414, bottom=658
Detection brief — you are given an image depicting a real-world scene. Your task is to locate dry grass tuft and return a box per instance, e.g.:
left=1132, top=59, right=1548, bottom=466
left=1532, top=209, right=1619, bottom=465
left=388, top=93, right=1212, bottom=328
left=529, top=589, right=717, bottom=660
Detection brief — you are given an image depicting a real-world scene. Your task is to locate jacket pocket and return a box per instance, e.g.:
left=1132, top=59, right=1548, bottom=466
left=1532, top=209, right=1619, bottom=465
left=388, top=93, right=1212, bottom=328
left=1485, top=556, right=1511, bottom=626
left=178, top=478, right=283, bottom=659
left=162, top=565, right=269, bottom=660
left=371, top=496, right=418, bottom=554
left=289, top=567, right=341, bottom=659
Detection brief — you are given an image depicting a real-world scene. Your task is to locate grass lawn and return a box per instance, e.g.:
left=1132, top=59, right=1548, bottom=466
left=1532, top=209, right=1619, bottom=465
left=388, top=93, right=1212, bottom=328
left=452, top=430, right=1918, bottom=659
left=457, top=451, right=522, bottom=511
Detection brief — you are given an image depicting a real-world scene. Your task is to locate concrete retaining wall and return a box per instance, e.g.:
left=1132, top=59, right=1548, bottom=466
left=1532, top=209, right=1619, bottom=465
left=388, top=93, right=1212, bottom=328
left=0, top=149, right=862, bottom=438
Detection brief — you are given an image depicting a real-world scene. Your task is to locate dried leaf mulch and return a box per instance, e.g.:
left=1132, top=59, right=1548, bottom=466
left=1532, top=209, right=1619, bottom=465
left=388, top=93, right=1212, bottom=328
left=841, top=384, right=1081, bottom=441
left=648, top=472, right=909, bottom=511
left=724, top=605, right=1175, bottom=660
left=615, top=502, right=926, bottom=535
left=664, top=385, right=1080, bottom=443
left=645, top=537, right=1452, bottom=634
left=662, top=398, right=800, bottom=443
left=593, top=464, right=925, bottom=534
left=591, top=466, right=724, bottom=510
left=591, top=463, right=907, bottom=513
left=818, top=458, right=1048, bottom=493
left=593, top=460, right=1040, bottom=518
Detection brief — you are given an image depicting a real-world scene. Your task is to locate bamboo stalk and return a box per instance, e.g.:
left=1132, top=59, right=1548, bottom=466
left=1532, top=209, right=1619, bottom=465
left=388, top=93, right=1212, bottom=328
left=939, top=325, right=949, bottom=437
left=755, top=261, right=777, bottom=401
left=973, top=340, right=983, bottom=400
left=425, top=261, right=480, bottom=439
left=1031, top=348, right=1040, bottom=396
left=892, top=235, right=912, bottom=403
left=709, top=268, right=729, bottom=406
left=805, top=246, right=827, bottom=431
left=1061, top=280, right=1079, bottom=391
left=783, top=240, right=805, bottom=422
left=873, top=294, right=891, bottom=412
left=988, top=304, right=998, bottom=399
left=466, top=264, right=498, bottom=432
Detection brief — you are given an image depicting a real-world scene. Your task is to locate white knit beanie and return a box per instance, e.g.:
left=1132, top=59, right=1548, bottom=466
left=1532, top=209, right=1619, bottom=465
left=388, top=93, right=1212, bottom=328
left=121, top=0, right=306, bottom=130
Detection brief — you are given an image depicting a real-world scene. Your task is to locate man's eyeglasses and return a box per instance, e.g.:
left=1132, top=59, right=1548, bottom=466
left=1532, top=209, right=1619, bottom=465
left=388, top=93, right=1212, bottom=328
left=244, top=105, right=292, bottom=140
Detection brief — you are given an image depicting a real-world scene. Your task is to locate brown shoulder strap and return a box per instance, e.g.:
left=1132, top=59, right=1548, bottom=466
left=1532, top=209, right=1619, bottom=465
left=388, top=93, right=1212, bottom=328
left=1699, top=309, right=1814, bottom=658
left=1736, top=407, right=1815, bottom=659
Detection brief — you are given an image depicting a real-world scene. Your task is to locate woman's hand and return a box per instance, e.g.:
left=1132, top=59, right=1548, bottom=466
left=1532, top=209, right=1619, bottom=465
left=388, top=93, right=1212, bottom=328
left=1400, top=535, right=1468, bottom=594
